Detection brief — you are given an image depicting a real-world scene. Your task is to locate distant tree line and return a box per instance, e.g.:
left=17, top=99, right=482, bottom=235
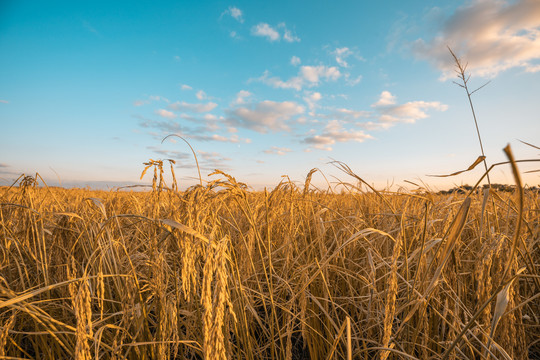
left=438, top=183, right=540, bottom=195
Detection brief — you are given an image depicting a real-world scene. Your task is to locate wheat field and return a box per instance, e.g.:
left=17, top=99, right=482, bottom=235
left=0, top=154, right=538, bottom=360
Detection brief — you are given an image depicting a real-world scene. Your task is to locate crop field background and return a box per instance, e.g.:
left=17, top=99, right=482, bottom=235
left=3, top=1, right=540, bottom=359
left=1, top=155, right=539, bottom=360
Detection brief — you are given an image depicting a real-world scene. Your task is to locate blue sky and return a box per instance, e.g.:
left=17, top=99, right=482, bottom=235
left=1, top=0, right=539, bottom=190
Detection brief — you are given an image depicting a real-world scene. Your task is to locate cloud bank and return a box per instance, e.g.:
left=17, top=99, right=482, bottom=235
left=412, top=0, right=540, bottom=79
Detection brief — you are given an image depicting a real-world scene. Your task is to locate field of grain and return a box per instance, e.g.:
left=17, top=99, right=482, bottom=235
left=0, top=156, right=538, bottom=360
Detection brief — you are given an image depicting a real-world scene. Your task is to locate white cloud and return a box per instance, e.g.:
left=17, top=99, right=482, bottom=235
left=209, top=134, right=249, bottom=143
left=251, top=22, right=300, bottom=42
left=263, top=146, right=293, bottom=156
left=334, top=108, right=370, bottom=120
left=309, top=91, right=322, bottom=102
left=227, top=6, right=244, bottom=23
left=221, top=6, right=244, bottom=23
left=233, top=90, right=252, bottom=105
left=168, top=101, right=218, bottom=113
left=211, top=134, right=228, bottom=142
left=380, top=101, right=448, bottom=123
left=412, top=0, right=540, bottom=79
left=279, top=23, right=301, bottom=42
left=209, top=134, right=250, bottom=144
left=300, top=91, right=447, bottom=149
left=178, top=113, right=218, bottom=124
left=174, top=55, right=181, bottom=62
left=331, top=47, right=364, bottom=67
left=0, top=99, right=9, bottom=104
left=255, top=70, right=304, bottom=91
left=255, top=65, right=341, bottom=91
left=300, top=66, right=341, bottom=83
left=359, top=121, right=394, bottom=131
left=181, top=84, right=193, bottom=90
left=283, top=30, right=300, bottom=43
left=371, top=91, right=448, bottom=124
left=333, top=47, right=353, bottom=67
left=226, top=100, right=304, bottom=132
left=155, top=109, right=177, bottom=119
left=196, top=90, right=207, bottom=100
left=304, top=91, right=322, bottom=111
left=291, top=56, right=301, bottom=66
left=252, top=23, right=280, bottom=41
left=303, top=120, right=373, bottom=151
left=372, top=91, right=397, bottom=106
